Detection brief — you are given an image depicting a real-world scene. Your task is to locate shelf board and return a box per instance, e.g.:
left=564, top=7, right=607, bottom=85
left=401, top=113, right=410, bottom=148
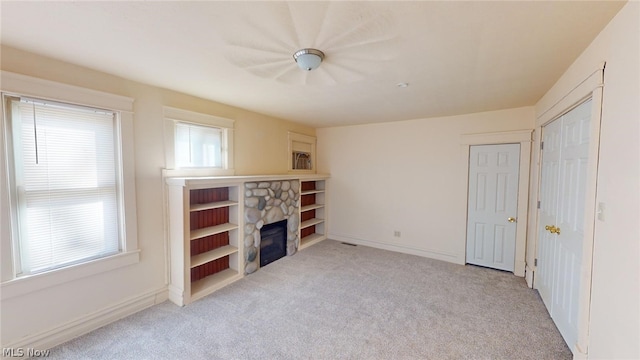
left=300, top=218, right=324, bottom=229
left=300, top=204, right=325, bottom=212
left=300, top=233, right=326, bottom=250
left=190, top=268, right=241, bottom=300
left=190, top=223, right=238, bottom=241
left=190, top=245, right=238, bottom=268
left=301, top=189, right=325, bottom=195
left=190, top=200, right=237, bottom=212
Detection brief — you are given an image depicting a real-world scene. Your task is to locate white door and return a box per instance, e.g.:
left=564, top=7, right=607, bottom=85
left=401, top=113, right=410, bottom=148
left=537, top=118, right=562, bottom=309
left=466, top=144, right=520, bottom=272
left=537, top=99, right=591, bottom=350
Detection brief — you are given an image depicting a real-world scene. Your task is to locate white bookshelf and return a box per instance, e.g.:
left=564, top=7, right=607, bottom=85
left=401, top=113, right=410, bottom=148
left=166, top=181, right=243, bottom=306
left=299, top=179, right=327, bottom=250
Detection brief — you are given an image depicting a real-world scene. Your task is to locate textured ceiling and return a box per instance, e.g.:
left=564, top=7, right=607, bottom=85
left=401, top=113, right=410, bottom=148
left=0, top=1, right=625, bottom=127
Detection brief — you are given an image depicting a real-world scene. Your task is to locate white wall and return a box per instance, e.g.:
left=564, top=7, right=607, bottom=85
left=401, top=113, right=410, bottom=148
left=533, top=2, right=639, bottom=358
left=317, top=107, right=534, bottom=264
left=0, top=46, right=315, bottom=349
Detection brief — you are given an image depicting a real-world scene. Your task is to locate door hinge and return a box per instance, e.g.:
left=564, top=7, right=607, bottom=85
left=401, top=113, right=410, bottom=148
left=534, top=258, right=538, bottom=266
left=540, top=141, right=544, bottom=150
left=537, top=200, right=541, bottom=209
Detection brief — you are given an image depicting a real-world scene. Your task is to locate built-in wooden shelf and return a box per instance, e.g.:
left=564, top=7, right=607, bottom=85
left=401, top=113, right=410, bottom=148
left=190, top=268, right=241, bottom=300
left=300, top=204, right=325, bottom=212
left=167, top=183, right=242, bottom=306
left=190, top=200, right=238, bottom=212
left=190, top=223, right=238, bottom=241
left=300, top=233, right=325, bottom=249
left=190, top=245, right=238, bottom=268
left=298, top=179, right=327, bottom=251
left=300, top=218, right=324, bottom=229
left=167, top=175, right=328, bottom=306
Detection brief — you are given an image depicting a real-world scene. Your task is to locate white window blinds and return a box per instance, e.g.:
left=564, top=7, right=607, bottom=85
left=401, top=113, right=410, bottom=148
left=9, top=97, right=121, bottom=274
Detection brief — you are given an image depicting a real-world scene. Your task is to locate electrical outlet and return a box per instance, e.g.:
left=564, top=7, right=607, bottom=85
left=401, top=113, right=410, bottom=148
left=394, top=230, right=401, bottom=237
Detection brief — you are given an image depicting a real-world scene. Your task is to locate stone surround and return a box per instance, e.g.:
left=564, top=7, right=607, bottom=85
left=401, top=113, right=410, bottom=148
left=243, top=180, right=299, bottom=274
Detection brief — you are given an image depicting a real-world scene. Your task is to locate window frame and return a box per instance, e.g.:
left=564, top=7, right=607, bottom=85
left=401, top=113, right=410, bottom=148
left=162, top=106, right=234, bottom=177
left=7, top=96, right=123, bottom=275
left=0, top=71, right=139, bottom=300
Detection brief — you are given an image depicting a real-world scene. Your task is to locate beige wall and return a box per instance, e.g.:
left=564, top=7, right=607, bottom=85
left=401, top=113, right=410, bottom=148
left=0, top=46, right=314, bottom=347
left=533, top=2, right=639, bottom=358
left=317, top=107, right=534, bottom=264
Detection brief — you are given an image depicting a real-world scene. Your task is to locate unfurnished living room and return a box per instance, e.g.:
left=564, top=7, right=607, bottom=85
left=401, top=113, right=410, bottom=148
left=0, top=1, right=638, bottom=359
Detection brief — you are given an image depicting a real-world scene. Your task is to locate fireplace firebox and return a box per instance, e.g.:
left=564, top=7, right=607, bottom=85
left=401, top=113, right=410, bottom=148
left=259, top=220, right=287, bottom=267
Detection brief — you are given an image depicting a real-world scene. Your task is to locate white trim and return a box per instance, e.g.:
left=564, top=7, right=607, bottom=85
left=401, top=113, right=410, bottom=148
left=573, top=89, right=603, bottom=357
left=163, top=106, right=235, bottom=176
left=530, top=65, right=605, bottom=357
left=162, top=168, right=236, bottom=178
left=536, top=63, right=605, bottom=126
left=525, top=264, right=535, bottom=288
left=163, top=106, right=234, bottom=129
left=1, top=71, right=133, bottom=112
left=459, top=129, right=533, bottom=145
left=0, top=96, right=14, bottom=282
left=328, top=233, right=462, bottom=264
left=1, top=286, right=167, bottom=351
left=163, top=173, right=330, bottom=187
left=460, top=130, right=533, bottom=277
left=1, top=251, right=140, bottom=300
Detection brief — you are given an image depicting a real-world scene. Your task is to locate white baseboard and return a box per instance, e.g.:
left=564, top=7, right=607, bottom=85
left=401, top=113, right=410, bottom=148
left=3, top=287, right=168, bottom=353
left=525, top=265, right=535, bottom=288
left=167, top=284, right=185, bottom=307
left=573, top=344, right=588, bottom=359
left=514, top=260, right=526, bottom=277
left=328, top=233, right=463, bottom=265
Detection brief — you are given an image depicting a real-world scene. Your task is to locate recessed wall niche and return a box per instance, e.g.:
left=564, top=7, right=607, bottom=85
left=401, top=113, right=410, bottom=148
left=288, top=132, right=316, bottom=173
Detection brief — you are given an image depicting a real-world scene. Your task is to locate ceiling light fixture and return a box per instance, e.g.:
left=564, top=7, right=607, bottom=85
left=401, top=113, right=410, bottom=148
left=397, top=82, right=409, bottom=88
left=293, top=48, right=325, bottom=71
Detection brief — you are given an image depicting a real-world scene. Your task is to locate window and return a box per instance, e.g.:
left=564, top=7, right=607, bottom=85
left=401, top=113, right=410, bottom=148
left=4, top=96, right=122, bottom=275
left=175, top=122, right=222, bottom=168
left=1, top=72, right=138, bottom=297
left=163, top=106, right=234, bottom=177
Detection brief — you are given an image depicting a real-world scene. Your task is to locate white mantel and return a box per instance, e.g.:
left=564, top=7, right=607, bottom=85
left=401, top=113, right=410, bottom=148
left=165, top=173, right=330, bottom=187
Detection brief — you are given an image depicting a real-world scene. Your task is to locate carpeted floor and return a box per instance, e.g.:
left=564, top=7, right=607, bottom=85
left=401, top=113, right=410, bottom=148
left=48, top=240, right=571, bottom=359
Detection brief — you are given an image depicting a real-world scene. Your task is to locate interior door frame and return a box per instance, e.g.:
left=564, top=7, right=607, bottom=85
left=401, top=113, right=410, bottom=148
left=530, top=64, right=605, bottom=357
left=460, top=130, right=532, bottom=276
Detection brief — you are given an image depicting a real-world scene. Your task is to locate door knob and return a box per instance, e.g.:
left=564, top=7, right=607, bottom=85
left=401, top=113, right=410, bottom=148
left=545, top=225, right=561, bottom=235
left=508, top=217, right=517, bottom=223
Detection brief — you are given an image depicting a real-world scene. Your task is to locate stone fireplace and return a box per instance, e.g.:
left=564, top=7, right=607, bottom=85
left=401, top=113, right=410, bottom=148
left=243, top=180, right=299, bottom=274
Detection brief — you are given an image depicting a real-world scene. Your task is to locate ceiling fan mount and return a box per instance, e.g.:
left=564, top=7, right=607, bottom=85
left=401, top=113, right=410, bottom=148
left=293, top=48, right=325, bottom=71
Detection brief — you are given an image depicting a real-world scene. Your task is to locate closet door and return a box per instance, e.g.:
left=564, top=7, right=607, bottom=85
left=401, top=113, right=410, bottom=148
left=553, top=99, right=591, bottom=348
left=537, top=118, right=562, bottom=310
left=537, top=99, right=592, bottom=350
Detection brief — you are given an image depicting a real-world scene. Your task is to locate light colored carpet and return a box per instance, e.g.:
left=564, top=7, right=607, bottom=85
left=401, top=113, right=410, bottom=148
left=48, top=240, right=571, bottom=359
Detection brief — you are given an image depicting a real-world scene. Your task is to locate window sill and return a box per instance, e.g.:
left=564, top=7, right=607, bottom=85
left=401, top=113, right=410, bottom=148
left=162, top=168, right=235, bottom=178
left=0, top=250, right=140, bottom=300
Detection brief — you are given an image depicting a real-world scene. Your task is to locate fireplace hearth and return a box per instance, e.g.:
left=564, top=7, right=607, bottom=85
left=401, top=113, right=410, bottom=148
left=260, top=220, right=287, bottom=267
